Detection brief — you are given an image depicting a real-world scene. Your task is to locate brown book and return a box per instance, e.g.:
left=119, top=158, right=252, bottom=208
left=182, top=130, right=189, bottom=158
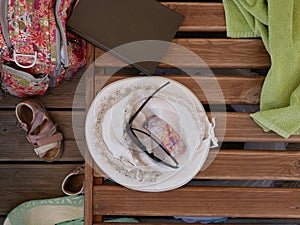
left=67, top=0, right=184, bottom=75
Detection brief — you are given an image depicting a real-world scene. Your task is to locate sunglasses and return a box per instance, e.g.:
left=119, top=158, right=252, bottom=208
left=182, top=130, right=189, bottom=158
left=125, top=81, right=180, bottom=169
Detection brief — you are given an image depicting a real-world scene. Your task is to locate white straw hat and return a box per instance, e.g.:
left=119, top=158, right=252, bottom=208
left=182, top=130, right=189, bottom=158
left=85, top=76, right=217, bottom=192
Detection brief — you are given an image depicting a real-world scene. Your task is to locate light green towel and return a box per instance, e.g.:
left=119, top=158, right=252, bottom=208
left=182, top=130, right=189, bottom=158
left=223, top=0, right=300, bottom=138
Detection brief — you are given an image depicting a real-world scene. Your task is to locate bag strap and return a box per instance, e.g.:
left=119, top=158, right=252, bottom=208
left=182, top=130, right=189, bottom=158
left=0, top=0, right=13, bottom=55
left=13, top=0, right=37, bottom=67
left=0, top=0, right=37, bottom=68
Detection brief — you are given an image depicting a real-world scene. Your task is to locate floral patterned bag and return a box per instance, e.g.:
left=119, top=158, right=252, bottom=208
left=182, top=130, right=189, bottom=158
left=1, top=62, right=49, bottom=97
left=0, top=0, right=86, bottom=97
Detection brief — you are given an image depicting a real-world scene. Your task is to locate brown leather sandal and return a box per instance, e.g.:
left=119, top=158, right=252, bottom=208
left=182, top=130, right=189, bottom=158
left=15, top=99, right=63, bottom=162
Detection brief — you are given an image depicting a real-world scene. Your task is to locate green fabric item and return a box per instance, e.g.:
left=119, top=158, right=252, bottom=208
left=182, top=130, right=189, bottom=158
left=223, top=0, right=300, bottom=138
left=5, top=195, right=139, bottom=225
left=5, top=196, right=84, bottom=225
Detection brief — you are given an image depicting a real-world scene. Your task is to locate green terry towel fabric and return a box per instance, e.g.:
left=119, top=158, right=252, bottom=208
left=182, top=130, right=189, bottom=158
left=222, top=0, right=300, bottom=138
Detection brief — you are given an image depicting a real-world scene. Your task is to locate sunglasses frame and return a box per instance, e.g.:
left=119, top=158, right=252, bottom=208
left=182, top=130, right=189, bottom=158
left=125, top=81, right=179, bottom=169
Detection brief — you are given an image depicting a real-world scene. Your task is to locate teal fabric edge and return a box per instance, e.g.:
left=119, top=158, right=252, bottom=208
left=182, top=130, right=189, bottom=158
left=5, top=195, right=139, bottom=225
left=6, top=196, right=84, bottom=225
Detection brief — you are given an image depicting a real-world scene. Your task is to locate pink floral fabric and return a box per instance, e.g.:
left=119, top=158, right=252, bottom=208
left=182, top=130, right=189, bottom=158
left=0, top=63, right=49, bottom=98
left=5, top=0, right=56, bottom=72
left=0, top=0, right=86, bottom=97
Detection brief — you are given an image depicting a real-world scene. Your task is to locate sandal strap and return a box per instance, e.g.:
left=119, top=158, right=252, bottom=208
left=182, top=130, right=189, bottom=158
left=37, top=132, right=63, bottom=146
left=33, top=133, right=63, bottom=157
left=29, top=109, right=46, bottom=134
left=34, top=142, right=59, bottom=157
left=27, top=125, right=57, bottom=144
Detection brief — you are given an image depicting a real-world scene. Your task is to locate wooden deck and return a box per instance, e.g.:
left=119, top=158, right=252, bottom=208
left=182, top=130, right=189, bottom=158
left=85, top=1, right=300, bottom=224
left=1, top=1, right=300, bottom=224
left=0, top=68, right=85, bottom=221
left=1, top=49, right=299, bottom=224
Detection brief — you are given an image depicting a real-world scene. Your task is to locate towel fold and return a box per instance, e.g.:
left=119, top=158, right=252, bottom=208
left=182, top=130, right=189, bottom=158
left=223, top=0, right=300, bottom=138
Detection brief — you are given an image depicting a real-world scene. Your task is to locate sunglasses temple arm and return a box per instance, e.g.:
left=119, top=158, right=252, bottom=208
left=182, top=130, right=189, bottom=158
left=141, top=148, right=179, bottom=169
left=125, top=124, right=148, bottom=152
left=131, top=128, right=179, bottom=168
left=128, top=81, right=170, bottom=125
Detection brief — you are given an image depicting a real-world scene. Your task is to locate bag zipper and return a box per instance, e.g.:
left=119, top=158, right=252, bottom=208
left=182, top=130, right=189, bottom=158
left=0, top=0, right=14, bottom=57
left=55, top=0, right=70, bottom=67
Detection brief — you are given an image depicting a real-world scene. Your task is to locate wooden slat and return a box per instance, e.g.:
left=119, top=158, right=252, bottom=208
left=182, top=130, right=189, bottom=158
left=0, top=110, right=84, bottom=161
left=173, top=39, right=269, bottom=68
left=199, top=150, right=300, bottom=180
left=95, top=39, right=270, bottom=69
left=163, top=2, right=226, bottom=32
left=85, top=42, right=96, bottom=109
left=94, top=224, right=174, bottom=225
left=85, top=161, right=96, bottom=225
left=0, top=67, right=86, bottom=110
left=165, top=74, right=263, bottom=104
left=93, top=186, right=300, bottom=218
left=94, top=223, right=288, bottom=225
left=94, top=74, right=264, bottom=105
left=85, top=42, right=97, bottom=225
left=0, top=163, right=83, bottom=215
left=93, top=150, right=300, bottom=181
left=214, top=112, right=300, bottom=143
left=95, top=222, right=300, bottom=225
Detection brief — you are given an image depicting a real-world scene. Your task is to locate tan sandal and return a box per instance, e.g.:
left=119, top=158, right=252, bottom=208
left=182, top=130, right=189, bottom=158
left=15, top=99, right=63, bottom=162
